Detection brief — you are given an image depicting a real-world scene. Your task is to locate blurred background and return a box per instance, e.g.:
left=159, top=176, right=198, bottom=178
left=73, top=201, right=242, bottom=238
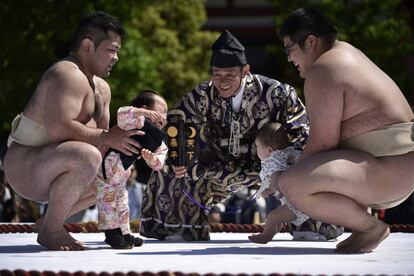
left=0, top=0, right=413, bottom=225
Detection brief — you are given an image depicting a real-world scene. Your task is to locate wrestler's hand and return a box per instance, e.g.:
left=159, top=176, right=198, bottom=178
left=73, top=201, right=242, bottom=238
left=105, top=125, right=143, bottom=156
left=261, top=188, right=275, bottom=198
left=172, top=165, right=187, bottom=179
left=269, top=172, right=281, bottom=191
left=141, top=148, right=159, bottom=168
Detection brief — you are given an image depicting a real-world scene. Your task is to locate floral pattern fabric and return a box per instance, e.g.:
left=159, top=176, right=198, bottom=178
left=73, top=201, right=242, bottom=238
left=96, top=106, right=166, bottom=234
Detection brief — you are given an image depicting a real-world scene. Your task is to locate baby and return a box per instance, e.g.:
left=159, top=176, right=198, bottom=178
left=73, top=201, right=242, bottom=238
left=248, top=122, right=309, bottom=244
left=96, top=90, right=168, bottom=249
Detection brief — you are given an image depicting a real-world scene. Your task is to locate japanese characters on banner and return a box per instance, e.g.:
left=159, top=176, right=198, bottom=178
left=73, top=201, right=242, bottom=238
left=166, top=120, right=197, bottom=167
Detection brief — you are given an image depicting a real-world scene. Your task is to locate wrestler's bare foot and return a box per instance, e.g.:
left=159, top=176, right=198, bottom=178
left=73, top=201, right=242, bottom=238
left=336, top=231, right=356, bottom=249
left=33, top=216, right=44, bottom=233
left=248, top=233, right=274, bottom=244
left=336, top=221, right=390, bottom=254
left=35, top=217, right=85, bottom=246
left=37, top=228, right=85, bottom=251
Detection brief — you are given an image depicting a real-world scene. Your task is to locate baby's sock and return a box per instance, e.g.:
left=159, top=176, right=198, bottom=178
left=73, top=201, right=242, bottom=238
left=104, top=228, right=133, bottom=249
left=124, top=233, right=144, bottom=247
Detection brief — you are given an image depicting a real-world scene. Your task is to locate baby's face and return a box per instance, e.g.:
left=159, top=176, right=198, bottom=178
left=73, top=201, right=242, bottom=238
left=255, top=138, right=272, bottom=160
left=148, top=95, right=168, bottom=129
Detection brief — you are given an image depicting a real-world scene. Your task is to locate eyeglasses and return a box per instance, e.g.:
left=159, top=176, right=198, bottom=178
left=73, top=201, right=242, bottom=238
left=283, top=34, right=317, bottom=57
left=283, top=42, right=298, bottom=56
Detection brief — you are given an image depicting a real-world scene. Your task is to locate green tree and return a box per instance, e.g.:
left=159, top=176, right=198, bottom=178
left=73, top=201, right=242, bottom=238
left=0, top=0, right=217, bottom=135
left=110, top=0, right=217, bottom=111
left=269, top=0, right=414, bottom=106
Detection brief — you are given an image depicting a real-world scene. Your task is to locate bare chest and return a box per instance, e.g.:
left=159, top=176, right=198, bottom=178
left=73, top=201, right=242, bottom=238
left=82, top=85, right=105, bottom=124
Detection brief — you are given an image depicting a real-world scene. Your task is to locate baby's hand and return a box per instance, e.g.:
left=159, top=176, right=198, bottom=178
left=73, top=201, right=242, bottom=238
left=142, top=109, right=163, bottom=122
left=172, top=165, right=187, bottom=179
left=132, top=108, right=157, bottom=121
left=141, top=148, right=158, bottom=167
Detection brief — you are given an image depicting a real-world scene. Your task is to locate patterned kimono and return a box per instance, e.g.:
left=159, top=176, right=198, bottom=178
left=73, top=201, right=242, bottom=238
left=141, top=73, right=309, bottom=240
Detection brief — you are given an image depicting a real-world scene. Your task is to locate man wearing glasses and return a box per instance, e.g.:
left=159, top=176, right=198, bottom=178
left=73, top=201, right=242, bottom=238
left=140, top=29, right=343, bottom=241
left=277, top=7, right=414, bottom=253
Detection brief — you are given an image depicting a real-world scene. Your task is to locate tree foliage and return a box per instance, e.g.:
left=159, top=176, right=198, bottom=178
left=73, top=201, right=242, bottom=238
left=0, top=0, right=217, bottom=135
left=110, top=0, right=217, bottom=110
left=269, top=0, right=414, bottom=106
left=1, top=0, right=412, bottom=136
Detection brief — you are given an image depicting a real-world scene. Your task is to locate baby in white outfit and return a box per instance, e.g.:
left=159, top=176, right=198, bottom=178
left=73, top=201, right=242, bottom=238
left=249, top=122, right=309, bottom=244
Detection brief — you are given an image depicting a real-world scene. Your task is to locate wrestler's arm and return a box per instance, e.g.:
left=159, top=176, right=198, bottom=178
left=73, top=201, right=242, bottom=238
left=95, top=78, right=111, bottom=130
left=93, top=78, right=111, bottom=154
left=300, top=64, right=344, bottom=159
left=44, top=68, right=141, bottom=155
left=91, top=78, right=144, bottom=155
left=277, top=84, right=309, bottom=150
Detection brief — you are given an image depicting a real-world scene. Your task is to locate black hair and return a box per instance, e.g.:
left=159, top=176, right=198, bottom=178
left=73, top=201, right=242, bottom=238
left=256, top=122, right=289, bottom=150
left=70, top=11, right=126, bottom=51
left=279, top=6, right=338, bottom=47
left=130, top=89, right=164, bottom=109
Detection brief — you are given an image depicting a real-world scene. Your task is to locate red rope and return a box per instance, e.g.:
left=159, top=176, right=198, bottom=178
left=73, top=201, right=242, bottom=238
left=0, top=222, right=413, bottom=234
left=1, top=223, right=413, bottom=276
left=0, top=270, right=321, bottom=276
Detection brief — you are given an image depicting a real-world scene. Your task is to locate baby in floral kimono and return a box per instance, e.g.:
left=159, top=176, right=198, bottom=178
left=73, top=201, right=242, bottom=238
left=96, top=90, right=168, bottom=249
left=249, top=122, right=343, bottom=244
